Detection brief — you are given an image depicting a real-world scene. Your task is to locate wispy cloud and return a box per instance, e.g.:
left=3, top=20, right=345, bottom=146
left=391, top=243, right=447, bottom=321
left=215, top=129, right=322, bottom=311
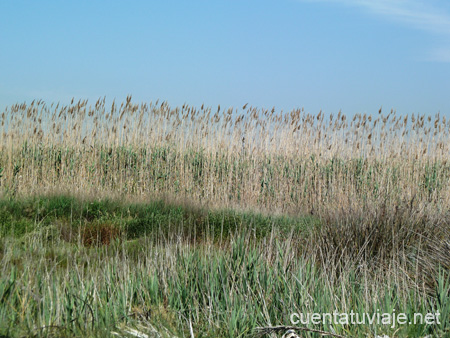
left=333, top=0, right=450, bottom=34
left=429, top=46, right=450, bottom=62
left=301, top=0, right=450, bottom=61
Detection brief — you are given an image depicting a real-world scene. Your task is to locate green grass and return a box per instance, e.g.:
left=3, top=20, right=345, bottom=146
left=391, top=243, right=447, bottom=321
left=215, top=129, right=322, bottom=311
left=0, top=195, right=318, bottom=241
left=0, top=195, right=449, bottom=338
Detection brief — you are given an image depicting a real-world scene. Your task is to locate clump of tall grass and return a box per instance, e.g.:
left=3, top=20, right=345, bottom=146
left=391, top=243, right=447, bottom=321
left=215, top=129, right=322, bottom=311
left=1, top=98, right=449, bottom=216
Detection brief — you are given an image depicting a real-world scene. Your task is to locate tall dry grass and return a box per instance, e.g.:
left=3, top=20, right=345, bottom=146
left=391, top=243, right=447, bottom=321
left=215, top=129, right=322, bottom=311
left=1, top=97, right=449, bottom=217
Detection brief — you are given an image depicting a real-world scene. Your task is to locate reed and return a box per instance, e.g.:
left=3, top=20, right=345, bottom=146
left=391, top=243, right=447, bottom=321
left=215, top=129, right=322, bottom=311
left=1, top=98, right=449, bottom=217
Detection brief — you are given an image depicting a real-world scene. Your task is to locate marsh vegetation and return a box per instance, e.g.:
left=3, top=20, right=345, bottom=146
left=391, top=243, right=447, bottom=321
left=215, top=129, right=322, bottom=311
left=0, top=98, right=449, bottom=337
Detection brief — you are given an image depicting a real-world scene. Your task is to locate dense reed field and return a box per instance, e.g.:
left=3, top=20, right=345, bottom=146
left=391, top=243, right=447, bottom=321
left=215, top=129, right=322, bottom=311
left=1, top=98, right=449, bottom=337
left=2, top=97, right=450, bottom=213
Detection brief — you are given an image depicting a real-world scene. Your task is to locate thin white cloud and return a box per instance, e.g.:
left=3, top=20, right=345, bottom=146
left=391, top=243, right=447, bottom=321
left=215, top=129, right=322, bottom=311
left=300, top=0, right=450, bottom=61
left=429, top=46, right=450, bottom=62
left=341, top=0, right=450, bottom=35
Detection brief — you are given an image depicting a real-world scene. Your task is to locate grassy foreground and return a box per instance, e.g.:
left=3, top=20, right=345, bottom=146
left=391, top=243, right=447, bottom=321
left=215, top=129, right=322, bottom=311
left=0, top=195, right=449, bottom=338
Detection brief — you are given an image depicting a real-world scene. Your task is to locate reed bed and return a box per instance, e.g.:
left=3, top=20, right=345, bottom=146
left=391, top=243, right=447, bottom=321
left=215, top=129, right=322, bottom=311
left=1, top=98, right=450, bottom=337
left=1, top=97, right=449, bottom=216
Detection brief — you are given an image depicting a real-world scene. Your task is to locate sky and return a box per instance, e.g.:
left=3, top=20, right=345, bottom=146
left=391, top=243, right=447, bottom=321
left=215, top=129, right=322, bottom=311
left=1, top=0, right=450, bottom=117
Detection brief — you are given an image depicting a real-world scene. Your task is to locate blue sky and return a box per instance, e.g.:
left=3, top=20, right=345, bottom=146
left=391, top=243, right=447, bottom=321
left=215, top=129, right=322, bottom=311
left=1, top=0, right=449, bottom=116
